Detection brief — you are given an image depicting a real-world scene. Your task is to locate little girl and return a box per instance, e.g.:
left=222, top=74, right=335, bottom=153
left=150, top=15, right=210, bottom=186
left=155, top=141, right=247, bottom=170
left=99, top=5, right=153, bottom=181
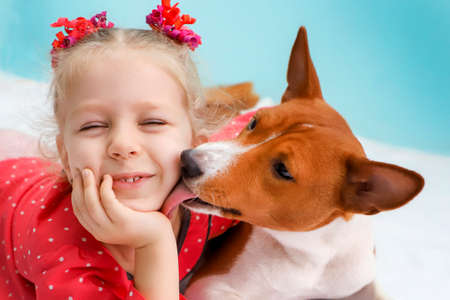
left=0, top=2, right=240, bottom=299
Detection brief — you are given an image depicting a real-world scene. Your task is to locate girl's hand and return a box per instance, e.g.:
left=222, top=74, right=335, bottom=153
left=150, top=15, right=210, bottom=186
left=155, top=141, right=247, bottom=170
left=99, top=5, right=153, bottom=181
left=72, top=169, right=180, bottom=300
left=71, top=169, right=174, bottom=249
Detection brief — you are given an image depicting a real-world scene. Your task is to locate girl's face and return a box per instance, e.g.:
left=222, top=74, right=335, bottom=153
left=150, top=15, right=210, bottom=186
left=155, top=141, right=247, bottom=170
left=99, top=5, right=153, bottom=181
left=57, top=50, right=194, bottom=211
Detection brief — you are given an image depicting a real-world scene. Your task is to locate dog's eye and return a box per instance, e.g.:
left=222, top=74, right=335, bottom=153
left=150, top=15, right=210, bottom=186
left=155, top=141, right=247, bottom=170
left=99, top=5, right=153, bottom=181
left=273, top=161, right=294, bottom=181
left=247, top=118, right=257, bottom=131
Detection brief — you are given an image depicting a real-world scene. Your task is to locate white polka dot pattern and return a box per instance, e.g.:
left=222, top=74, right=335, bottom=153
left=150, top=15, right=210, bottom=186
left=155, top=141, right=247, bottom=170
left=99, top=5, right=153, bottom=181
left=0, top=158, right=146, bottom=299
left=0, top=156, right=240, bottom=299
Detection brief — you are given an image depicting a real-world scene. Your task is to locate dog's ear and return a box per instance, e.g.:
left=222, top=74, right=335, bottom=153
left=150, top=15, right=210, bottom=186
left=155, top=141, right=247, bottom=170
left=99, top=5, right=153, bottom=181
left=204, top=82, right=259, bottom=119
left=282, top=26, right=323, bottom=103
left=340, top=156, right=424, bottom=215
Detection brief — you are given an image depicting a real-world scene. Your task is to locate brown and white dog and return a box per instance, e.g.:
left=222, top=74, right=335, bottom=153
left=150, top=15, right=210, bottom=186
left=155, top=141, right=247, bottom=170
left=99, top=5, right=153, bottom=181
left=180, top=27, right=424, bottom=300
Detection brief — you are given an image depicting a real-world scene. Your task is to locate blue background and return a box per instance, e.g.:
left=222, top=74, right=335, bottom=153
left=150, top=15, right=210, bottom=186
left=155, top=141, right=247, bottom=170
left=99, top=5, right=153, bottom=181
left=1, top=0, right=449, bottom=155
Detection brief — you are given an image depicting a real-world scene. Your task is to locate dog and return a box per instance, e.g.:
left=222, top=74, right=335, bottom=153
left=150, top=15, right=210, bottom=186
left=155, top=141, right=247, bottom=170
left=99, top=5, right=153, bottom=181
left=179, top=27, right=424, bottom=300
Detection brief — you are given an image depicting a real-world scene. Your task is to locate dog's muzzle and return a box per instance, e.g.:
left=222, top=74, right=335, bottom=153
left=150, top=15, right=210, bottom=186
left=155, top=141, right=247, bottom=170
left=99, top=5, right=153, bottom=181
left=181, top=149, right=204, bottom=178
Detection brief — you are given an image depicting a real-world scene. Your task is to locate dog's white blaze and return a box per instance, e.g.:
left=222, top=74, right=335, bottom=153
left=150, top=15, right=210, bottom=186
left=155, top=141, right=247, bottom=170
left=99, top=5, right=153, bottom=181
left=185, top=134, right=286, bottom=216
left=189, top=141, right=253, bottom=185
left=261, top=132, right=283, bottom=145
left=185, top=135, right=283, bottom=215
left=193, top=133, right=282, bottom=182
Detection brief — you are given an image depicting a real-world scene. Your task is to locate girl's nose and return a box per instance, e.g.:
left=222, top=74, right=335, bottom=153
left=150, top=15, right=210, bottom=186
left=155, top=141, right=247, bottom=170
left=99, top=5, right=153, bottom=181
left=107, top=131, right=141, bottom=160
left=109, top=147, right=139, bottom=160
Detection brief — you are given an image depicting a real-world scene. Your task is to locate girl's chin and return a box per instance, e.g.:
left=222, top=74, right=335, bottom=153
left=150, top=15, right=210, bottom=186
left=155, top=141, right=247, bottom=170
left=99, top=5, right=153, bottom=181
left=116, top=196, right=164, bottom=212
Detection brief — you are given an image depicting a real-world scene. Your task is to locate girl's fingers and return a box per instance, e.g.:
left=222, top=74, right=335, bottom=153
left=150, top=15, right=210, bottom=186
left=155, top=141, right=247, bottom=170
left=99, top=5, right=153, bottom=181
left=71, top=170, right=87, bottom=219
left=71, top=170, right=95, bottom=233
left=99, top=174, right=126, bottom=222
left=71, top=171, right=81, bottom=217
left=81, top=169, right=110, bottom=225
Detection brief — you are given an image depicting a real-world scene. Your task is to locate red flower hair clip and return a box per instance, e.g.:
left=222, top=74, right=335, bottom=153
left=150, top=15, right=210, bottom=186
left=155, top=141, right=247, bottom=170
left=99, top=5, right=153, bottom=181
left=50, top=11, right=114, bottom=67
left=146, top=0, right=202, bottom=50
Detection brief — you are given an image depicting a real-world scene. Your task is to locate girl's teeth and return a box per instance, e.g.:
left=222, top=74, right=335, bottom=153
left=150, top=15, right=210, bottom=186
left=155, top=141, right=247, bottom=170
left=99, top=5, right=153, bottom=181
left=120, top=176, right=143, bottom=183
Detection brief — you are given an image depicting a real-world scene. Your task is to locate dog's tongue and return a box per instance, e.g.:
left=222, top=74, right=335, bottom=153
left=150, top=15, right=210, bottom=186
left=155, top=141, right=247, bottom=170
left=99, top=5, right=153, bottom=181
left=161, top=181, right=197, bottom=218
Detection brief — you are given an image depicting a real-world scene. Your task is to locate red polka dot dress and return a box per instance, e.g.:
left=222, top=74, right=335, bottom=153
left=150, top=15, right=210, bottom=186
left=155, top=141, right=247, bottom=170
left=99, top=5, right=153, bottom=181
left=0, top=157, right=238, bottom=299
left=0, top=110, right=257, bottom=299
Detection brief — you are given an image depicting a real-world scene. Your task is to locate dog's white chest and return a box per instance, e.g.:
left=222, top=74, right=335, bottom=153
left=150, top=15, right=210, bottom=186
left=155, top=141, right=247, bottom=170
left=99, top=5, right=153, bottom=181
left=186, top=215, right=376, bottom=300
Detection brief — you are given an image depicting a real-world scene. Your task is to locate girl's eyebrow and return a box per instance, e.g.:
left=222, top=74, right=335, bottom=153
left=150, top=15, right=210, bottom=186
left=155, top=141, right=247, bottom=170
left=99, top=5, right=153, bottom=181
left=132, top=101, right=162, bottom=111
left=69, top=101, right=162, bottom=119
left=68, top=103, right=108, bottom=119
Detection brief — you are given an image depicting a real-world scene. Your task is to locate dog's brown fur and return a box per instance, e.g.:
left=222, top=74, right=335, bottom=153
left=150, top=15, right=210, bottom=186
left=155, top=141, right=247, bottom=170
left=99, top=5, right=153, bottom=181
left=204, top=82, right=259, bottom=120
left=183, top=27, right=424, bottom=299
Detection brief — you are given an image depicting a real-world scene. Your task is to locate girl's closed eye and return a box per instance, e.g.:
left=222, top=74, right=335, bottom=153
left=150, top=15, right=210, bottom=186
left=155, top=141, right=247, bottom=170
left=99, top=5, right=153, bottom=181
left=141, top=119, right=167, bottom=127
left=80, top=122, right=108, bottom=131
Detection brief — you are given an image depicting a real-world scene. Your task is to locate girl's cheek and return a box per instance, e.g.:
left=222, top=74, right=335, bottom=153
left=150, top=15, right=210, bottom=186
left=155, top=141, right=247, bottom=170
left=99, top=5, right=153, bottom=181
left=152, top=140, right=184, bottom=177
left=67, top=146, right=101, bottom=182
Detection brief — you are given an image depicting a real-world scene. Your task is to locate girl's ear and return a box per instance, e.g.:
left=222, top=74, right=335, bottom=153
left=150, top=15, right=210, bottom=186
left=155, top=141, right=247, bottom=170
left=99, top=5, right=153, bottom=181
left=56, top=134, right=72, bottom=181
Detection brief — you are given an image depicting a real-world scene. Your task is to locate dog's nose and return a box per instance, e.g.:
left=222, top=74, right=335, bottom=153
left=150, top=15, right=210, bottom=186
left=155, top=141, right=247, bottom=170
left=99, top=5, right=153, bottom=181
left=181, top=149, right=204, bottom=178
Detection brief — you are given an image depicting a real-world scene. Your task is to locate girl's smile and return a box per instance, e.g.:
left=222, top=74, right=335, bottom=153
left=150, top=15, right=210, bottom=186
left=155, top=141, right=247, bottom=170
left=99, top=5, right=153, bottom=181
left=111, top=172, right=155, bottom=190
